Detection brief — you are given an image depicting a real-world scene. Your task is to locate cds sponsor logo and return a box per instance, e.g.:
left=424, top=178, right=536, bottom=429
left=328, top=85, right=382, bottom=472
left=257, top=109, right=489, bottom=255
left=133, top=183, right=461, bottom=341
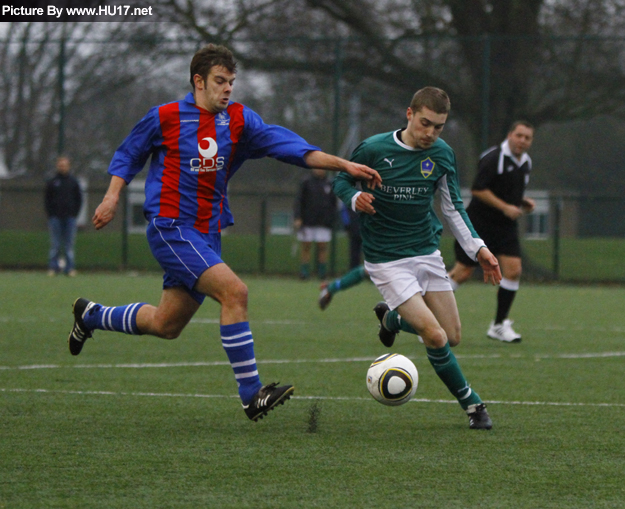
left=190, top=137, right=225, bottom=172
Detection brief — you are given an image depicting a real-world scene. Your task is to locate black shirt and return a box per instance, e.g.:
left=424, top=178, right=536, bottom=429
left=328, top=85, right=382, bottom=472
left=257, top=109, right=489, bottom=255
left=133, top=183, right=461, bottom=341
left=294, top=175, right=337, bottom=228
left=466, top=139, right=532, bottom=229
left=45, top=173, right=83, bottom=218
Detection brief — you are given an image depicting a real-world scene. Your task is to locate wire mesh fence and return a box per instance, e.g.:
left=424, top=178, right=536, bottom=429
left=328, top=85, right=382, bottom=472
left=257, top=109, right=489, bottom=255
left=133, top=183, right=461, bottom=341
left=1, top=31, right=625, bottom=282
left=1, top=182, right=624, bottom=282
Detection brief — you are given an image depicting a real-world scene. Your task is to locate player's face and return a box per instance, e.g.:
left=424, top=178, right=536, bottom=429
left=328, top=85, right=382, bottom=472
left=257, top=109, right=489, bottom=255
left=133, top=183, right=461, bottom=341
left=507, top=125, right=534, bottom=158
left=194, top=65, right=236, bottom=113
left=404, top=106, right=447, bottom=149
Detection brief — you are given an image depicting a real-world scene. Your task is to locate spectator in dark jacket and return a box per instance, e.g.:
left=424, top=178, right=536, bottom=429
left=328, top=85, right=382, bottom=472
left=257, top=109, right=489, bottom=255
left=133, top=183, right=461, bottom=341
left=45, top=156, right=82, bottom=276
left=293, top=168, right=337, bottom=279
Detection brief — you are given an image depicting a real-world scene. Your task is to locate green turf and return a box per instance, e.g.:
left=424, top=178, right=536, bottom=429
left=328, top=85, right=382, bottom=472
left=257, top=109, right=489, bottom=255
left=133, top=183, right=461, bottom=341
left=1, top=272, right=624, bottom=507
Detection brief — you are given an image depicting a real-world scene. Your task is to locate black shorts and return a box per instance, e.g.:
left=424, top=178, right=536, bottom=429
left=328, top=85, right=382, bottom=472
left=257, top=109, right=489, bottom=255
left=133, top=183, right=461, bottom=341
left=454, top=220, right=521, bottom=267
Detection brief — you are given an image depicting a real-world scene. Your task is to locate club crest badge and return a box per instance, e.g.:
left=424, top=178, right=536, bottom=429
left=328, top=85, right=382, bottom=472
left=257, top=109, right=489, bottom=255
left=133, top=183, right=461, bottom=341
left=216, top=111, right=230, bottom=126
left=421, top=157, right=435, bottom=178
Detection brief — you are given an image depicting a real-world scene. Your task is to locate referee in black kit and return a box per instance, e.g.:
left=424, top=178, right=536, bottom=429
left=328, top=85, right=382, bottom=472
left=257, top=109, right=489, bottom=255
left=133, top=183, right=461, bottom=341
left=448, top=120, right=535, bottom=343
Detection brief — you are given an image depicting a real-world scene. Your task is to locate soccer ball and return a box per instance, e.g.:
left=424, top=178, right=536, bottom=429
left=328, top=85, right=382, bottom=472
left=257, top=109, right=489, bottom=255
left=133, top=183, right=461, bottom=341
left=366, top=353, right=418, bottom=406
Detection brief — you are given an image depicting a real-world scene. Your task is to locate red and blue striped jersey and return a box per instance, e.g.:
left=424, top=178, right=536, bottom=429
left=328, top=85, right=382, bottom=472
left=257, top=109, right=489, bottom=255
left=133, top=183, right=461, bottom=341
left=108, top=92, right=320, bottom=233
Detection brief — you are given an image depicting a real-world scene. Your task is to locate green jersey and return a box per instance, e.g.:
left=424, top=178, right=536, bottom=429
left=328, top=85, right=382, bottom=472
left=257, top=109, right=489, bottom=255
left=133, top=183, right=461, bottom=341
left=333, top=130, right=485, bottom=264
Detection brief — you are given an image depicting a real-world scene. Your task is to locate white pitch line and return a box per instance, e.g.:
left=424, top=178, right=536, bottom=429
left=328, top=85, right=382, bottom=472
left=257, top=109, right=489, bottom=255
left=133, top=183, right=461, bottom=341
left=1, top=387, right=624, bottom=408
left=0, top=317, right=304, bottom=325
left=190, top=318, right=305, bottom=325
left=539, top=325, right=625, bottom=333
left=0, top=387, right=238, bottom=399
left=542, top=351, right=625, bottom=359
left=1, top=316, right=625, bottom=332
left=0, top=357, right=374, bottom=371
left=1, top=351, right=624, bottom=371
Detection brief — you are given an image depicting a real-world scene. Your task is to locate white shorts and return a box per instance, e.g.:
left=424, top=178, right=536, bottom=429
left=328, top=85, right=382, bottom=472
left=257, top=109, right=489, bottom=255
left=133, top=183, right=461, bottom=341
left=297, top=226, right=332, bottom=243
left=365, top=250, right=452, bottom=310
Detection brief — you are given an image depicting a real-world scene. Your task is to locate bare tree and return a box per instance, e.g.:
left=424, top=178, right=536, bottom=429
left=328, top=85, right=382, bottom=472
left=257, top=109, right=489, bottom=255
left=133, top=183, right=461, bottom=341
left=0, top=22, right=188, bottom=178
left=0, top=23, right=62, bottom=176
left=5, top=2, right=625, bottom=190
left=158, top=0, right=625, bottom=152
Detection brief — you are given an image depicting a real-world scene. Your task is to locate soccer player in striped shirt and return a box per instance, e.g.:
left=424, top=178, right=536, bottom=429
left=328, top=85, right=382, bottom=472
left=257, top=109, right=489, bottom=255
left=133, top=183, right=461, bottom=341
left=68, top=44, right=381, bottom=422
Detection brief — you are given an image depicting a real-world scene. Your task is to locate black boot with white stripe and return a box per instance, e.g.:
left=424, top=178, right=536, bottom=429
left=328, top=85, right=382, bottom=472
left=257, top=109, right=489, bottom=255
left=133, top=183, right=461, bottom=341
left=467, top=403, right=493, bottom=430
left=68, top=298, right=95, bottom=356
left=243, top=383, right=294, bottom=421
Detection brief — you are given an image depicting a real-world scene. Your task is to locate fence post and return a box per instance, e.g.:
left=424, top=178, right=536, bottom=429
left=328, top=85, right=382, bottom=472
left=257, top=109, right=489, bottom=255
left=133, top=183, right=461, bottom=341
left=329, top=38, right=344, bottom=276
left=259, top=198, right=267, bottom=273
left=332, top=38, right=344, bottom=157
left=121, top=186, right=128, bottom=270
left=552, top=196, right=562, bottom=280
left=57, top=31, right=66, bottom=155
left=480, top=34, right=491, bottom=151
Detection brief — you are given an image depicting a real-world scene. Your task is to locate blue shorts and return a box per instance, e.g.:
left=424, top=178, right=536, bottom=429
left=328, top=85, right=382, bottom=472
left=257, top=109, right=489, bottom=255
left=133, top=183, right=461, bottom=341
left=146, top=217, right=224, bottom=304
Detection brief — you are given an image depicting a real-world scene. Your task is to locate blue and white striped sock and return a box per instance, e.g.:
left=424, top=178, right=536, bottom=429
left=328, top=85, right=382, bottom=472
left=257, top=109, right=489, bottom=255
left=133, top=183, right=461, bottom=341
left=221, top=322, right=263, bottom=405
left=82, top=302, right=145, bottom=335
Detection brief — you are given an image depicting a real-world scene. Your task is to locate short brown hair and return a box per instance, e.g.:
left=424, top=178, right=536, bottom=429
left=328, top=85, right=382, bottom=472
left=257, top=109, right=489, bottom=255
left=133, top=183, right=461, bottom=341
left=409, top=87, right=451, bottom=114
left=508, top=120, right=534, bottom=133
left=189, top=44, right=237, bottom=87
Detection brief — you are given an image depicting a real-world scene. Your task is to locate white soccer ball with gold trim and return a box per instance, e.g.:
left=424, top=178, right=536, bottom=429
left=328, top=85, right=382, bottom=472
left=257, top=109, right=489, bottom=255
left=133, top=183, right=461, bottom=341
left=366, top=353, right=418, bottom=406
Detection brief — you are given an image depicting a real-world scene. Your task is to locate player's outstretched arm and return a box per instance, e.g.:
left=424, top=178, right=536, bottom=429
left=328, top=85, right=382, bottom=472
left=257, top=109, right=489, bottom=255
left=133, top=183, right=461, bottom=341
left=304, top=150, right=382, bottom=188
left=477, top=246, right=502, bottom=286
left=92, top=176, right=126, bottom=230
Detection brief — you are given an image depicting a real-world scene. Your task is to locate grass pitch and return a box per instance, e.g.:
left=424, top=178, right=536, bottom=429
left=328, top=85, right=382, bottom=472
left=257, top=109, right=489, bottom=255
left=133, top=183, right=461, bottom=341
left=1, top=271, right=624, bottom=508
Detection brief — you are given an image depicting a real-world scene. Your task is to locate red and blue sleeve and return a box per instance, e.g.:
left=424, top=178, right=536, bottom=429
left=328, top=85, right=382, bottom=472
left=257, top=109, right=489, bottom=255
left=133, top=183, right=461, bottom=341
left=241, top=107, right=321, bottom=167
left=108, top=107, right=162, bottom=183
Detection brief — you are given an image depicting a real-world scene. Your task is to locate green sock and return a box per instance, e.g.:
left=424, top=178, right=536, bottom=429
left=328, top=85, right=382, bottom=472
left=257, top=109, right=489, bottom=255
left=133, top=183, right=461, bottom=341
left=385, top=309, right=418, bottom=335
left=328, top=265, right=366, bottom=294
left=300, top=264, right=310, bottom=278
left=426, top=343, right=482, bottom=410
left=317, top=263, right=327, bottom=279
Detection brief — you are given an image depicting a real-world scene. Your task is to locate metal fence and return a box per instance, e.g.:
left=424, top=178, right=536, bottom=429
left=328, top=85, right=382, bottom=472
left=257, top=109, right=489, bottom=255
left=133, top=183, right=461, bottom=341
left=1, top=182, right=624, bottom=282
left=1, top=31, right=625, bottom=281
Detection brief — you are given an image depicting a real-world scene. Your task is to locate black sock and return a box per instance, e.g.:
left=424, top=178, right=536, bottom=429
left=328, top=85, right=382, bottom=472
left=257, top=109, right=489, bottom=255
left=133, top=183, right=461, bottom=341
left=495, top=288, right=516, bottom=324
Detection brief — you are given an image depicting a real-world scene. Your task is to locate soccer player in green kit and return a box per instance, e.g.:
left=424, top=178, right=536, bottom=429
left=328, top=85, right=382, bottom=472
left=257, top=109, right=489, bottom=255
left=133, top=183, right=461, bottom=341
left=333, top=87, right=502, bottom=430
